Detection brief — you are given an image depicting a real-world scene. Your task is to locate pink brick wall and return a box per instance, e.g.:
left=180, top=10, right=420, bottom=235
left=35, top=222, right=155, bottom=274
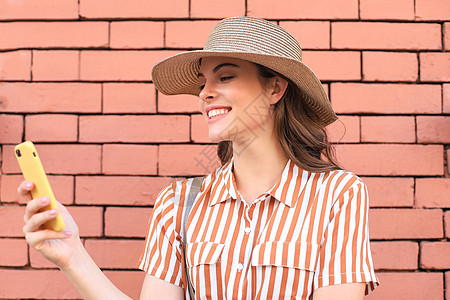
left=0, top=0, right=448, bottom=299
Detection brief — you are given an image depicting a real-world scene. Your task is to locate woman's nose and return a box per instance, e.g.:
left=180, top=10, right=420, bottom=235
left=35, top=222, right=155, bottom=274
left=199, top=81, right=217, bottom=102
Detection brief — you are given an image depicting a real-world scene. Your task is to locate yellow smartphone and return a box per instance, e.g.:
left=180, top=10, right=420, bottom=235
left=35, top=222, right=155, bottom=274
left=15, top=141, right=65, bottom=231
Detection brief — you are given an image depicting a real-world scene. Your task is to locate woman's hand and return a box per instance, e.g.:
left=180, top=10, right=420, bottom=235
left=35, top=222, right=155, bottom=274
left=19, top=181, right=83, bottom=270
left=19, top=181, right=132, bottom=299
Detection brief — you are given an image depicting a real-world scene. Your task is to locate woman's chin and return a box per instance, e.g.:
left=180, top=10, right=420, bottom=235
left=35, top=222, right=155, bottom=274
left=208, top=133, right=224, bottom=142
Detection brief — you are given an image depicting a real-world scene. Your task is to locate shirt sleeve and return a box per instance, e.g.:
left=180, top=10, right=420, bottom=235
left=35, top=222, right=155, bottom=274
left=313, top=179, right=380, bottom=295
left=138, top=182, right=184, bottom=287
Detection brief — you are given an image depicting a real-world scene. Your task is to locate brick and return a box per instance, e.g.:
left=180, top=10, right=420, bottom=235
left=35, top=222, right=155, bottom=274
left=191, top=114, right=210, bottom=143
left=105, top=207, right=152, bottom=237
left=370, top=241, right=418, bottom=270
left=360, top=0, right=414, bottom=20
left=420, top=53, right=450, bottom=82
left=85, top=239, right=144, bottom=268
left=365, top=272, right=442, bottom=300
left=362, top=177, right=414, bottom=207
left=0, top=22, right=108, bottom=50
left=302, top=51, right=360, bottom=81
left=0, top=270, right=82, bottom=298
left=32, top=50, right=79, bottom=81
left=369, top=208, right=443, bottom=239
left=102, top=144, right=158, bottom=175
left=25, top=114, right=78, bottom=142
left=326, top=115, right=360, bottom=143
left=0, top=175, right=25, bottom=203
left=2, top=144, right=101, bottom=175
left=332, top=22, right=441, bottom=50
left=336, top=144, right=443, bottom=176
left=157, top=93, right=200, bottom=113
left=103, top=83, right=156, bottom=114
left=416, top=178, right=450, bottom=208
left=331, top=83, right=441, bottom=114
left=104, top=271, right=144, bottom=300
left=0, top=0, right=78, bottom=20
left=361, top=116, right=415, bottom=143
left=110, top=21, right=164, bottom=49
left=362, top=52, right=418, bottom=82
left=247, top=0, right=358, bottom=19
left=69, top=206, right=103, bottom=237
left=0, top=82, right=102, bottom=113
left=0, top=114, right=23, bottom=143
left=446, top=211, right=450, bottom=238
left=0, top=206, right=25, bottom=237
left=191, top=0, right=245, bottom=18
left=166, top=21, right=217, bottom=48
left=159, top=144, right=221, bottom=176
left=29, top=248, right=57, bottom=269
left=0, top=175, right=74, bottom=205
left=79, top=115, right=190, bottom=143
left=0, top=51, right=31, bottom=80
left=279, top=21, right=330, bottom=49
left=75, top=176, right=176, bottom=206
left=417, top=116, right=450, bottom=143
left=421, top=242, right=450, bottom=269
left=444, top=84, right=450, bottom=113
left=0, top=238, right=28, bottom=266
left=444, top=23, right=450, bottom=51
left=79, top=0, right=189, bottom=18
left=416, top=0, right=450, bottom=20
left=80, top=50, right=179, bottom=81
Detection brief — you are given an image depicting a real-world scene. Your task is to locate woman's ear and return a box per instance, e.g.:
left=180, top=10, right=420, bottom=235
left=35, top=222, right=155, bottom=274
left=270, top=76, right=288, bottom=104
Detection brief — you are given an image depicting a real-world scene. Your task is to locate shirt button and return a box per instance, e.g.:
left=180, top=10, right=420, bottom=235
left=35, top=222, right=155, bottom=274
left=244, top=227, right=251, bottom=234
left=237, top=263, right=244, bottom=271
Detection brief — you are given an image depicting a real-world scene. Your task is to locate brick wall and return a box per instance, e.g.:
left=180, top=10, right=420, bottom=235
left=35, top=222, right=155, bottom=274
left=0, top=0, right=448, bottom=299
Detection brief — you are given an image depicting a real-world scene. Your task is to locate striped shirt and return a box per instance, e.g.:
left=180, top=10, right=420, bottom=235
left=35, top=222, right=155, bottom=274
left=139, top=158, right=379, bottom=299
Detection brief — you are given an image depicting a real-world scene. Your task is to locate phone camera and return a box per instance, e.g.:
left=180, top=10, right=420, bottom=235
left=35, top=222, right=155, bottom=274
left=16, top=149, right=22, bottom=157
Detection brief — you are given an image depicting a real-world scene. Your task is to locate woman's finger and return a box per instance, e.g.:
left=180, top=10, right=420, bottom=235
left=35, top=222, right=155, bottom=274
left=24, top=196, right=50, bottom=223
left=25, top=229, right=71, bottom=249
left=23, top=199, right=54, bottom=230
left=18, top=181, right=34, bottom=202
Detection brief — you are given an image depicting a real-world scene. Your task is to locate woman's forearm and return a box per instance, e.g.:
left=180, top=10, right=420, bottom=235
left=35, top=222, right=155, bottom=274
left=60, top=242, right=131, bottom=300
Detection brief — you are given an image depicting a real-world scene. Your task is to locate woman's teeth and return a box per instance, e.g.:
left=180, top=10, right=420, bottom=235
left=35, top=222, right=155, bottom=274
left=208, top=108, right=230, bottom=118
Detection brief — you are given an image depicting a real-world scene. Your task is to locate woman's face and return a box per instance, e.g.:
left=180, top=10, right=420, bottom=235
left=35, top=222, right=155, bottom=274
left=198, top=57, right=276, bottom=144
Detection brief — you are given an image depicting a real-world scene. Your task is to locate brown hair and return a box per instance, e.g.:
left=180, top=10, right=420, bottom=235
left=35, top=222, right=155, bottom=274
left=217, top=64, right=341, bottom=173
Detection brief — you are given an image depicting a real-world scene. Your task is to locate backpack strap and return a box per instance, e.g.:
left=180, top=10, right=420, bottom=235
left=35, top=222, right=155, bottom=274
left=182, top=176, right=203, bottom=300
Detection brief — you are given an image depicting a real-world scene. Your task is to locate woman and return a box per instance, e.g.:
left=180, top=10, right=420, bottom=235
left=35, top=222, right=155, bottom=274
left=19, top=16, right=379, bottom=299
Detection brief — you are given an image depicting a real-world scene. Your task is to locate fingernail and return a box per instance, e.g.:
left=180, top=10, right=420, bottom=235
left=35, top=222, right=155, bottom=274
left=49, top=209, right=57, bottom=216
left=41, top=197, right=49, bottom=204
left=63, top=231, right=72, bottom=236
left=26, top=182, right=33, bottom=189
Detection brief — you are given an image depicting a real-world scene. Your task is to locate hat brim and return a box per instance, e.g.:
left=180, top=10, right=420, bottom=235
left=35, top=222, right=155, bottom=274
left=152, top=50, right=337, bottom=126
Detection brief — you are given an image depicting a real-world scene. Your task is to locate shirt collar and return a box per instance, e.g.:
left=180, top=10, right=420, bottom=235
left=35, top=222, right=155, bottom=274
left=208, top=157, right=310, bottom=208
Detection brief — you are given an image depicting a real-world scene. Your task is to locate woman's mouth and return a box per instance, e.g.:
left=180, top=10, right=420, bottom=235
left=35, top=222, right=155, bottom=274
left=207, top=108, right=231, bottom=123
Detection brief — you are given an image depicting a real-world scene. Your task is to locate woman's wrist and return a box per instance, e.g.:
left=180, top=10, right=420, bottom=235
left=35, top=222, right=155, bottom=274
left=59, top=238, right=90, bottom=273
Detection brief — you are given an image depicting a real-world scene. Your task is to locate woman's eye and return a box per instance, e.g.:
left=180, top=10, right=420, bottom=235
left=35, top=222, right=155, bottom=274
left=220, top=76, right=233, bottom=81
left=199, top=83, right=205, bottom=90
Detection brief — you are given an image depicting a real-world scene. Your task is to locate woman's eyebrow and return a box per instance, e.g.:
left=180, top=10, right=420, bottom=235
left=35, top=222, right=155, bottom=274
left=198, top=63, right=240, bottom=77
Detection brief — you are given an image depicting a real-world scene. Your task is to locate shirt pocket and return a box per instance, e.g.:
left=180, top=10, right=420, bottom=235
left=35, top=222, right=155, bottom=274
left=251, top=241, right=320, bottom=272
left=186, top=241, right=226, bottom=268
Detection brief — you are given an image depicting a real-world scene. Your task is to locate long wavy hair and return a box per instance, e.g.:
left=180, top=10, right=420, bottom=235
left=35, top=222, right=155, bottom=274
left=217, top=63, right=341, bottom=173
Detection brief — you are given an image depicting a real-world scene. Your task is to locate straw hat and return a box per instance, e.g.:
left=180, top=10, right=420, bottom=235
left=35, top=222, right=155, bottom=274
left=152, top=16, right=337, bottom=126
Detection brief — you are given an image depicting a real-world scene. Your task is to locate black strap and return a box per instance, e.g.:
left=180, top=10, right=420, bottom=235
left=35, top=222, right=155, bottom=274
left=182, top=177, right=203, bottom=300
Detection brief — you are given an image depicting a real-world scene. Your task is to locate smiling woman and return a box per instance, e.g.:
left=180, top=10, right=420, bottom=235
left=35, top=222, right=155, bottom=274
left=19, top=16, right=379, bottom=300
